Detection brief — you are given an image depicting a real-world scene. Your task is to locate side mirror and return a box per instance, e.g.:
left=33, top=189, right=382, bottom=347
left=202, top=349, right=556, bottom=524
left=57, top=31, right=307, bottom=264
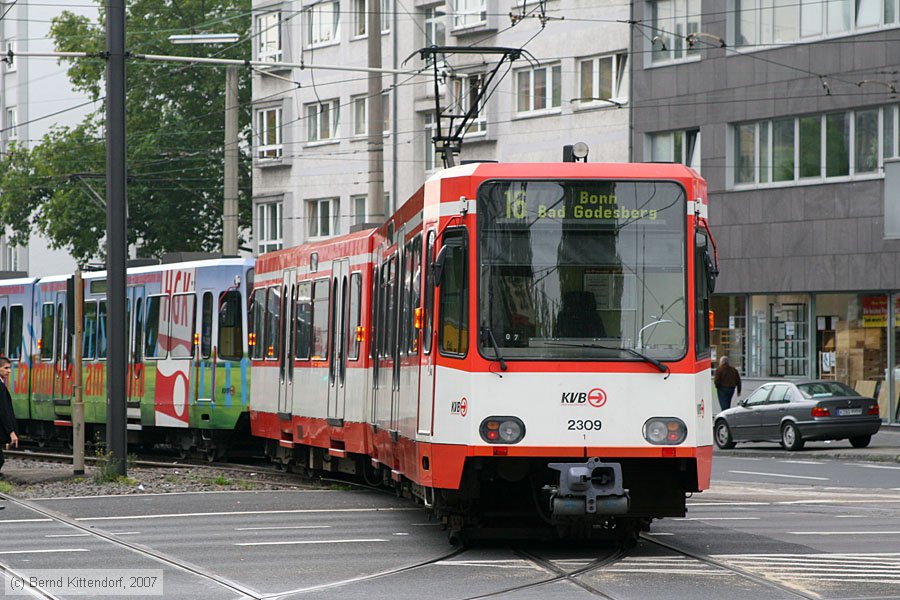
left=432, top=245, right=448, bottom=287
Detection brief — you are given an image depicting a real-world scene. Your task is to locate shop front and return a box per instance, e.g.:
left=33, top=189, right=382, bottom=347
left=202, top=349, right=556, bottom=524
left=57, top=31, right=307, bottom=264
left=712, top=292, right=899, bottom=424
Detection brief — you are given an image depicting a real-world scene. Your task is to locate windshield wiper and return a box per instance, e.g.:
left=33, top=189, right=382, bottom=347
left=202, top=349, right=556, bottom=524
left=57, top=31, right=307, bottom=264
left=546, top=341, right=670, bottom=378
left=481, top=326, right=508, bottom=372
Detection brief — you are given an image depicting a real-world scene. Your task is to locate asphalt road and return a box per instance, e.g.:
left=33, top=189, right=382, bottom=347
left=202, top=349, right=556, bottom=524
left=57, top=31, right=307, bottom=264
left=2, top=456, right=898, bottom=599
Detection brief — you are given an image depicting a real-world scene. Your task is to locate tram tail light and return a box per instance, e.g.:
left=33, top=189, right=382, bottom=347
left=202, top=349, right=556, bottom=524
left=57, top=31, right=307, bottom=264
left=356, top=326, right=366, bottom=343
left=709, top=310, right=715, bottom=331
left=643, top=417, right=687, bottom=445
left=810, top=406, right=830, bottom=417
left=414, top=307, right=424, bottom=330
left=193, top=332, right=200, bottom=346
left=248, top=332, right=257, bottom=347
left=480, top=417, right=525, bottom=445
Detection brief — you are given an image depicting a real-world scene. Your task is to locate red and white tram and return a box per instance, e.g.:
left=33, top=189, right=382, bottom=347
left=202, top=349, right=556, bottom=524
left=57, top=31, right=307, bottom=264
left=250, top=161, right=717, bottom=539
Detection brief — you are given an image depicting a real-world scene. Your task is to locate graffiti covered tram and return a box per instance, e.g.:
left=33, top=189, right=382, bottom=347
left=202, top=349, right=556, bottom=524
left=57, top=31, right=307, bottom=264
left=250, top=161, right=718, bottom=539
left=5, top=258, right=255, bottom=459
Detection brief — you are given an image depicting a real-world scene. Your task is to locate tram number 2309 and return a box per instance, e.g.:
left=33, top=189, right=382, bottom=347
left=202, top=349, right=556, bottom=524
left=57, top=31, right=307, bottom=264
left=567, top=419, right=603, bottom=431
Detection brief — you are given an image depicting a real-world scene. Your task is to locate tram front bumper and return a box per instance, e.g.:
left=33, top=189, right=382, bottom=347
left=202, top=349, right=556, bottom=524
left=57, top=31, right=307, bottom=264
left=547, top=457, right=630, bottom=518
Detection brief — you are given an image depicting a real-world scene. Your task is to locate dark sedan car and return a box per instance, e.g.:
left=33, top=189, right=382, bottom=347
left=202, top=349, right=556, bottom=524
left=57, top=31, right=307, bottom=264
left=714, top=380, right=882, bottom=451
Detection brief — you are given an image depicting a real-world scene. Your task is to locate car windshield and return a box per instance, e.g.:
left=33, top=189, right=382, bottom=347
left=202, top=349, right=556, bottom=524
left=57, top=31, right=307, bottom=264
left=478, top=179, right=687, bottom=361
left=796, top=381, right=859, bottom=399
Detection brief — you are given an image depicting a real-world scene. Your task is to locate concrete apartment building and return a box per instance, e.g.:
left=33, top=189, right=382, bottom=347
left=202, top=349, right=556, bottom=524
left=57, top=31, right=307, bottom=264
left=249, top=0, right=631, bottom=252
left=1, top=0, right=99, bottom=276
left=631, top=0, right=900, bottom=423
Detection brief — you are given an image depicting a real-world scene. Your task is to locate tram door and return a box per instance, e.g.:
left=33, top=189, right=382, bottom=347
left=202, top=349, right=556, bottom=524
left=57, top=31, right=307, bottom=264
left=127, top=286, right=146, bottom=426
left=328, top=260, right=349, bottom=421
left=373, top=251, right=396, bottom=429
left=278, top=269, right=297, bottom=416
left=417, top=230, right=437, bottom=436
left=51, top=292, right=69, bottom=402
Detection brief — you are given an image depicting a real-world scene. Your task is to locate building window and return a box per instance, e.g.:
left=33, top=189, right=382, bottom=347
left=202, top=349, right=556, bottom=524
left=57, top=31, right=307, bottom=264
left=255, top=107, right=283, bottom=159
left=256, top=12, right=282, bottom=62
left=731, top=107, right=894, bottom=188
left=449, top=73, right=486, bottom=133
left=5, top=107, right=15, bottom=141
left=352, top=93, right=390, bottom=137
left=453, top=0, right=486, bottom=28
left=423, top=112, right=439, bottom=171
left=650, top=0, right=701, bottom=63
left=354, top=0, right=392, bottom=36
left=735, top=0, right=897, bottom=47
left=257, top=201, right=283, bottom=253
left=308, top=198, right=340, bottom=238
left=352, top=195, right=367, bottom=226
left=424, top=5, right=447, bottom=66
left=307, top=100, right=340, bottom=143
left=648, top=128, right=701, bottom=171
left=515, top=65, right=561, bottom=114
left=578, top=53, right=628, bottom=104
left=306, top=1, right=339, bottom=47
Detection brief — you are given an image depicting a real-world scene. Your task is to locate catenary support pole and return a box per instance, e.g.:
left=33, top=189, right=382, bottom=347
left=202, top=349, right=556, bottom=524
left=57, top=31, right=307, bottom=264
left=72, top=270, right=84, bottom=475
left=224, top=65, right=239, bottom=255
left=367, top=0, right=385, bottom=224
left=105, top=0, right=127, bottom=476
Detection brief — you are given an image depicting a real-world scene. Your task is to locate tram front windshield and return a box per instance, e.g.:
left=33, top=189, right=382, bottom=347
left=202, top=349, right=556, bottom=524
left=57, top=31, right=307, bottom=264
left=478, top=179, right=687, bottom=361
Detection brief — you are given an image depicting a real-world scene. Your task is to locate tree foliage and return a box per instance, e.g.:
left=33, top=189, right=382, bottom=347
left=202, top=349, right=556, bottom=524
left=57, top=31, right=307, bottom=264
left=0, top=0, right=253, bottom=265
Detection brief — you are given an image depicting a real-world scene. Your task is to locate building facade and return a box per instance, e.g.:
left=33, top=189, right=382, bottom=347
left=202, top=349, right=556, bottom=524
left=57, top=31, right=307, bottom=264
left=0, top=1, right=100, bottom=276
left=249, top=0, right=631, bottom=252
left=632, top=0, right=900, bottom=423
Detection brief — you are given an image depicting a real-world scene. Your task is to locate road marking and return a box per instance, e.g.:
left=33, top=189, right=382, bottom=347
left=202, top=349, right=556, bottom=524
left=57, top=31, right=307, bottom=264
left=846, top=463, right=900, bottom=470
left=0, top=549, right=89, bottom=555
left=833, top=515, right=867, bottom=518
left=687, top=501, right=771, bottom=507
left=437, top=560, right=540, bottom=570
left=78, top=507, right=418, bottom=521
left=729, top=470, right=829, bottom=481
left=32, top=489, right=339, bottom=501
left=644, top=532, right=674, bottom=536
left=0, top=518, right=52, bottom=524
left=234, top=525, right=331, bottom=531
left=235, top=538, right=387, bottom=546
left=674, top=517, right=760, bottom=521
left=779, top=460, right=825, bottom=465
left=45, top=531, right=141, bottom=538
left=788, top=531, right=900, bottom=535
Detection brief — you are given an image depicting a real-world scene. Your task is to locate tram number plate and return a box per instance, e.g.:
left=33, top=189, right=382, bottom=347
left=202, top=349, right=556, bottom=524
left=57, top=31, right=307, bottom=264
left=567, top=419, right=603, bottom=431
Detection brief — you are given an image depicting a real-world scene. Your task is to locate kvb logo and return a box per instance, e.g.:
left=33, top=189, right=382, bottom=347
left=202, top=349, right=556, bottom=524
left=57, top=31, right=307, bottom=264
left=561, top=387, right=607, bottom=407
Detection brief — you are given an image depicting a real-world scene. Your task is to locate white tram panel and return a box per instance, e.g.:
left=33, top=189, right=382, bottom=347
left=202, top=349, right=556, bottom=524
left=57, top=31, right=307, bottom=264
left=431, top=368, right=708, bottom=447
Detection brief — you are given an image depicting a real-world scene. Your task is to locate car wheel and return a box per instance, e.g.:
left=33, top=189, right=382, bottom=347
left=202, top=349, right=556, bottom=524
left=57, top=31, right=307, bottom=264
left=714, top=420, right=736, bottom=449
left=849, top=435, right=871, bottom=448
left=781, top=422, right=804, bottom=451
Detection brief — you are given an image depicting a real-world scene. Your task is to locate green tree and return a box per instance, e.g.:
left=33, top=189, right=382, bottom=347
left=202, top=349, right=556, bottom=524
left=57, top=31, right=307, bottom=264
left=0, top=0, right=253, bottom=265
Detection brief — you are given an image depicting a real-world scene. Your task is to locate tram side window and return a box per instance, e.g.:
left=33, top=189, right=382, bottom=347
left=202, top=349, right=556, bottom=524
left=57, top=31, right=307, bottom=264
left=40, top=302, right=55, bottom=361
left=144, top=295, right=167, bottom=359
left=369, top=266, right=379, bottom=361
left=400, top=244, right=411, bottom=356
left=311, top=279, right=329, bottom=360
left=170, top=293, right=196, bottom=359
left=218, top=290, right=243, bottom=361
left=264, top=286, right=281, bottom=360
left=8, top=305, right=23, bottom=359
left=249, top=289, right=265, bottom=360
left=201, top=292, right=213, bottom=359
left=98, top=301, right=108, bottom=359
left=695, top=231, right=712, bottom=357
left=83, top=301, right=98, bottom=360
left=134, top=297, right=144, bottom=362
left=383, top=256, right=397, bottom=358
left=423, top=231, right=435, bottom=354
left=55, top=301, right=65, bottom=363
left=0, top=306, right=7, bottom=356
left=295, top=281, right=312, bottom=360
left=409, top=235, right=422, bottom=353
left=439, top=230, right=468, bottom=356
left=347, top=273, right=361, bottom=360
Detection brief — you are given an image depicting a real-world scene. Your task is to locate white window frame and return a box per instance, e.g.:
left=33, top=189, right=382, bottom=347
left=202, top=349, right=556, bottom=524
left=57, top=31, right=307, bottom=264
left=649, top=0, right=701, bottom=64
left=452, top=0, right=486, bottom=29
left=257, top=201, right=283, bottom=254
left=647, top=128, right=701, bottom=171
left=5, top=107, right=16, bottom=141
left=308, top=197, right=340, bottom=239
left=515, top=65, right=562, bottom=115
left=306, top=99, right=340, bottom=143
left=306, top=1, right=340, bottom=48
left=256, top=12, right=282, bottom=62
left=256, top=107, right=283, bottom=159
left=424, top=5, right=447, bottom=66
left=353, top=0, right=392, bottom=36
left=351, top=93, right=391, bottom=137
left=351, top=194, right=367, bottom=227
left=449, top=73, right=487, bottom=134
left=577, top=53, right=629, bottom=106
left=423, top=112, right=439, bottom=172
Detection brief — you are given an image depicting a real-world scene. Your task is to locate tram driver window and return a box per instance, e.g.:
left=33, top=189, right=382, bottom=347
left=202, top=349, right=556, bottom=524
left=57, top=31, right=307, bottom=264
left=218, top=290, right=244, bottom=360
left=439, top=229, right=468, bottom=356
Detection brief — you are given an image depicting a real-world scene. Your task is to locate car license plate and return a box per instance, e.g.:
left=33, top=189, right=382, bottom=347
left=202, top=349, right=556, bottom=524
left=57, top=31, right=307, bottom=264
left=837, top=408, right=862, bottom=416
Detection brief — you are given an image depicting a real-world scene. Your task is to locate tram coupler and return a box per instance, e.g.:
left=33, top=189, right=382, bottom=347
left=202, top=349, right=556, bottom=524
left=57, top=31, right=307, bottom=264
left=546, top=457, right=629, bottom=518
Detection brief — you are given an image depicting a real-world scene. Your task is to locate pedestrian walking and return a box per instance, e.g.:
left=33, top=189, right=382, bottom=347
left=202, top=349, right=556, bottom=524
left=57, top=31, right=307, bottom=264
left=713, top=356, right=741, bottom=414
left=0, top=356, right=18, bottom=475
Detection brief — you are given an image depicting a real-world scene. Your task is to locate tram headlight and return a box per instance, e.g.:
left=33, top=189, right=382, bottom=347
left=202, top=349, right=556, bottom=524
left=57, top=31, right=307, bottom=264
left=643, top=417, right=687, bottom=445
left=480, top=416, right=525, bottom=444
